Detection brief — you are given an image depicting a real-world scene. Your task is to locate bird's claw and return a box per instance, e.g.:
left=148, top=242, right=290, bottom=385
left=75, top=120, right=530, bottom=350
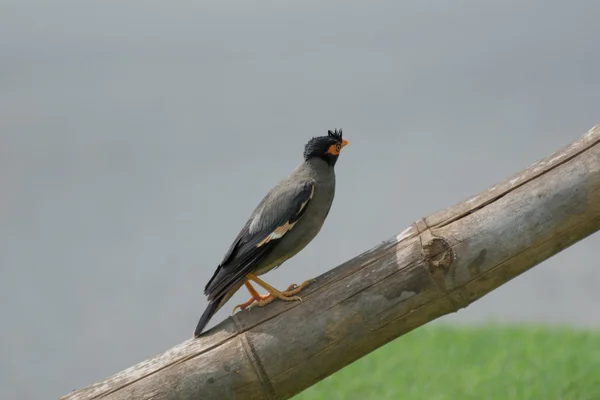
left=232, top=279, right=313, bottom=314
left=231, top=294, right=271, bottom=314
left=252, top=292, right=301, bottom=308
left=286, top=279, right=312, bottom=295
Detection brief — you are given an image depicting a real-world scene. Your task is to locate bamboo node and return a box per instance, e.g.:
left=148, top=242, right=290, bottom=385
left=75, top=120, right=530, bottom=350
left=423, top=237, right=455, bottom=270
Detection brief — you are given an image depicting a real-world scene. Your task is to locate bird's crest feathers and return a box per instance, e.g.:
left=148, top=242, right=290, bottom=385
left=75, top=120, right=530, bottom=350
left=327, top=129, right=343, bottom=141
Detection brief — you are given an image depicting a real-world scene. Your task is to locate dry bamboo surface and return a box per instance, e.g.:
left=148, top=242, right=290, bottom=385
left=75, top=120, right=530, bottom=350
left=61, top=124, right=600, bottom=400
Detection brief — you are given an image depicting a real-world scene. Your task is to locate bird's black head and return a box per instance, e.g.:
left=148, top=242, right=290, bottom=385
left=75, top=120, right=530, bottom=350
left=303, top=129, right=349, bottom=166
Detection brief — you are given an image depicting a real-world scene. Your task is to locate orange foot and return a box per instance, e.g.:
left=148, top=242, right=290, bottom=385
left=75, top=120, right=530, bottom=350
left=232, top=278, right=313, bottom=314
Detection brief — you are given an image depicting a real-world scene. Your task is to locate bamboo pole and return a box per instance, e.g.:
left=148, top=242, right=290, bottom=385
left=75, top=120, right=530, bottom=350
left=61, top=124, right=600, bottom=400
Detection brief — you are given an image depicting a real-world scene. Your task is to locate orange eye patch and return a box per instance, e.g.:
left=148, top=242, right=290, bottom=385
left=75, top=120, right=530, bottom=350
left=326, top=139, right=349, bottom=155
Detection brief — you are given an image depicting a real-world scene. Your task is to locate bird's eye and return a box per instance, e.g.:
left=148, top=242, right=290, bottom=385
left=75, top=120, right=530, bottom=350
left=335, top=143, right=341, bottom=152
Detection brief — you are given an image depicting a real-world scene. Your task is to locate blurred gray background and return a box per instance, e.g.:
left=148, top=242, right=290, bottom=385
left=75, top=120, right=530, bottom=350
left=2, top=0, right=600, bottom=398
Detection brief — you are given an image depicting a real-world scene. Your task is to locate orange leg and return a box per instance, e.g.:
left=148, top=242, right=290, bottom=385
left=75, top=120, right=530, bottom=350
left=232, top=281, right=271, bottom=314
left=232, top=276, right=314, bottom=314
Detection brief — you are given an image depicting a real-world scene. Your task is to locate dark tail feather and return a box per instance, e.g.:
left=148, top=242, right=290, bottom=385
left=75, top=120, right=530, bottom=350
left=194, top=298, right=222, bottom=338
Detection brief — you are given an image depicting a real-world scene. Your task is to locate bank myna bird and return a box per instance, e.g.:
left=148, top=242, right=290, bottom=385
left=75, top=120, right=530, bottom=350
left=193, top=129, right=349, bottom=337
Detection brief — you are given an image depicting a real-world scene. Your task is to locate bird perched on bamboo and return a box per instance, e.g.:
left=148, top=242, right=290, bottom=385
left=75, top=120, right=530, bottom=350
left=193, top=129, right=349, bottom=337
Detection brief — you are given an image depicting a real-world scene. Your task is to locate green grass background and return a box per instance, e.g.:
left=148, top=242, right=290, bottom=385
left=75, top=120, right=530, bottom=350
left=294, top=324, right=600, bottom=400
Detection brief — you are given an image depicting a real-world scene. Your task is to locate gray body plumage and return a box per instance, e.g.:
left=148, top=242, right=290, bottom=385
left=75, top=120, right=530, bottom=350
left=250, top=157, right=335, bottom=275
left=193, top=157, right=337, bottom=336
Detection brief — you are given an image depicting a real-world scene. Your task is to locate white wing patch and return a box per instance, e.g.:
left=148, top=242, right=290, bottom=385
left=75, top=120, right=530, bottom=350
left=256, top=220, right=299, bottom=247
left=255, top=183, right=315, bottom=248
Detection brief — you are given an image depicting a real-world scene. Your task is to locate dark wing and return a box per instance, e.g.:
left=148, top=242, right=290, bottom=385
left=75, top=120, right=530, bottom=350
left=204, top=180, right=315, bottom=302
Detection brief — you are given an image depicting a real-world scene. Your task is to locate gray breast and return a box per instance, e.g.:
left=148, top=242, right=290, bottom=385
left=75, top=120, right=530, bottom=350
left=254, top=159, right=336, bottom=275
